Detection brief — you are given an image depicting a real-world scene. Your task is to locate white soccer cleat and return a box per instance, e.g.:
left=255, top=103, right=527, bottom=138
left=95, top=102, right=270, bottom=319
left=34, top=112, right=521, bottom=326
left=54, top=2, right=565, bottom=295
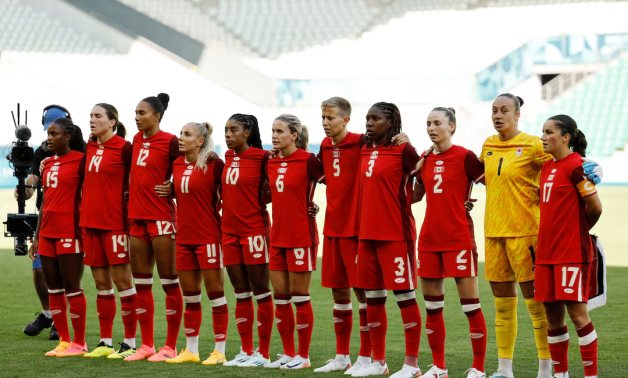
left=352, top=361, right=389, bottom=377
left=390, top=364, right=422, bottom=378
left=419, top=365, right=448, bottom=378
left=264, top=354, right=293, bottom=369
left=224, top=348, right=251, bottom=366
left=465, top=368, right=486, bottom=378
left=488, top=371, right=514, bottom=378
left=314, top=355, right=351, bottom=373
left=238, top=351, right=270, bottom=367
left=281, top=355, right=311, bottom=369
left=346, top=356, right=372, bottom=375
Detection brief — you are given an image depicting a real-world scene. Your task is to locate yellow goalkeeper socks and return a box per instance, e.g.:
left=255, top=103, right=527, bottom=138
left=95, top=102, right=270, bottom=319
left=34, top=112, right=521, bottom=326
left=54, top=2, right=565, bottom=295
left=524, top=298, right=551, bottom=360
left=494, top=296, right=518, bottom=359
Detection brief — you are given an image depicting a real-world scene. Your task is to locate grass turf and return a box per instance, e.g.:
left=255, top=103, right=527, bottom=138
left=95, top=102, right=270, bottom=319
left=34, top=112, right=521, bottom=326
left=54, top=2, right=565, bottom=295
left=1, top=252, right=627, bottom=377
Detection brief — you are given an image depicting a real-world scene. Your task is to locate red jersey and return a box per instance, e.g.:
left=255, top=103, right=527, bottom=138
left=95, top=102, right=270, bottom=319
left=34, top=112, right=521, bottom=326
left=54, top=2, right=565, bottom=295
left=221, top=147, right=271, bottom=236
left=128, top=130, right=179, bottom=221
left=359, top=143, right=420, bottom=241
left=40, top=150, right=85, bottom=239
left=267, top=149, right=324, bottom=248
left=418, top=145, right=484, bottom=252
left=537, top=153, right=596, bottom=264
left=318, top=132, right=364, bottom=237
left=172, top=156, right=224, bottom=244
left=80, top=136, right=132, bottom=231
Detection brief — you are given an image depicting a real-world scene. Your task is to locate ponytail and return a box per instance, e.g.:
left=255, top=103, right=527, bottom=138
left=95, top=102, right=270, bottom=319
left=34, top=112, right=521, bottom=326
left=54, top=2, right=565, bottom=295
left=548, top=114, right=587, bottom=157
left=95, top=103, right=126, bottom=138
left=275, top=114, right=308, bottom=151
left=190, top=122, right=215, bottom=172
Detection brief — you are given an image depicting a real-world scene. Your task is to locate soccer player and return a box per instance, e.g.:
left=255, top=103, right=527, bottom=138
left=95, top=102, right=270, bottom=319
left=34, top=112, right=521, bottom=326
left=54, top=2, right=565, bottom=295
left=221, top=114, right=275, bottom=367
left=314, top=97, right=372, bottom=374
left=29, top=118, right=86, bottom=357
left=536, top=115, right=601, bottom=378
left=354, top=102, right=422, bottom=378
left=124, top=93, right=183, bottom=362
left=80, top=104, right=137, bottom=359
left=264, top=114, right=324, bottom=370
left=20, top=105, right=72, bottom=341
left=414, top=108, right=487, bottom=378
left=481, top=94, right=553, bottom=378
left=163, top=122, right=227, bottom=365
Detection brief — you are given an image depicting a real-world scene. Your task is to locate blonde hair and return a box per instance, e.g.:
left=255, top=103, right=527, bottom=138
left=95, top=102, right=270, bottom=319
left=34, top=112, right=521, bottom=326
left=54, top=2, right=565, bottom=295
left=275, top=114, right=308, bottom=151
left=186, top=122, right=214, bottom=172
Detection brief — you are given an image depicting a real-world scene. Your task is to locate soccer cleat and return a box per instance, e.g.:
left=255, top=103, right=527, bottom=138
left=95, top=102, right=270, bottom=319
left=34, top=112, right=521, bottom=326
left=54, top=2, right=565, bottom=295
left=147, top=345, right=177, bottom=362
left=465, top=368, right=487, bottom=378
left=352, top=361, right=389, bottom=377
left=419, top=365, right=448, bottom=378
left=107, top=342, right=135, bottom=359
left=391, top=364, right=422, bottom=378
left=124, top=344, right=156, bottom=361
left=23, top=312, right=52, bottom=336
left=238, top=351, right=270, bottom=367
left=224, top=348, right=251, bottom=366
left=264, top=354, right=294, bottom=369
left=49, top=324, right=59, bottom=340
left=56, top=342, right=88, bottom=357
left=202, top=350, right=226, bottom=365
left=345, top=357, right=372, bottom=375
left=166, top=348, right=199, bottom=364
left=84, top=341, right=114, bottom=358
left=281, top=355, right=311, bottom=369
left=45, top=341, right=70, bottom=357
left=488, top=372, right=514, bottom=378
left=314, top=355, right=352, bottom=373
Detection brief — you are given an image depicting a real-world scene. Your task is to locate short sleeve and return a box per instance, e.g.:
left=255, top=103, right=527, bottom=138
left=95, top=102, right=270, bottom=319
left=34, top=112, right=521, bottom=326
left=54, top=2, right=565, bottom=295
left=402, top=144, right=421, bottom=174
left=169, top=135, right=181, bottom=163
left=464, top=150, right=485, bottom=183
left=307, top=154, right=325, bottom=182
left=122, top=141, right=133, bottom=170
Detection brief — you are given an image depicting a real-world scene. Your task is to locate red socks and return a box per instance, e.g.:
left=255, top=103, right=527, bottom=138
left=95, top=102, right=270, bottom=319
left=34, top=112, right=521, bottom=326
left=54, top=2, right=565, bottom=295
left=462, top=298, right=487, bottom=372
left=365, top=290, right=388, bottom=361
left=425, top=295, right=446, bottom=367
left=48, top=290, right=70, bottom=342
left=134, top=274, right=154, bottom=347
left=119, top=288, right=137, bottom=340
left=333, top=299, right=353, bottom=356
left=183, top=291, right=202, bottom=338
left=67, top=290, right=87, bottom=346
left=293, top=294, right=313, bottom=358
left=396, top=291, right=421, bottom=359
left=358, top=302, right=372, bottom=358
left=235, top=291, right=254, bottom=354
left=577, top=322, right=598, bottom=377
left=208, top=291, right=229, bottom=344
left=96, top=289, right=116, bottom=340
left=548, top=325, right=570, bottom=374
left=274, top=294, right=295, bottom=357
left=255, top=291, right=274, bottom=358
left=162, top=276, right=183, bottom=350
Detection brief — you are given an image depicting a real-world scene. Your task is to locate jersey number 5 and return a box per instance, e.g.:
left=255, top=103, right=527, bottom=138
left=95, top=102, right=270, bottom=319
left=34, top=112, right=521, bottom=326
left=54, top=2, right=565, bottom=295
left=333, top=158, right=340, bottom=177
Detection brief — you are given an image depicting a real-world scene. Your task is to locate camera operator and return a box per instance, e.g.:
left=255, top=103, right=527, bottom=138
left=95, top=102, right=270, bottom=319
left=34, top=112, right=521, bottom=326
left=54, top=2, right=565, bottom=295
left=17, top=105, right=72, bottom=340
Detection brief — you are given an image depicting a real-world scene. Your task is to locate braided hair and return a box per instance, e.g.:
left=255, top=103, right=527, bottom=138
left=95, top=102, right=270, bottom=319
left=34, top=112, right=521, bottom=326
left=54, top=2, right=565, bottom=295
left=228, top=113, right=263, bottom=149
left=51, top=118, right=85, bottom=153
left=366, top=102, right=402, bottom=146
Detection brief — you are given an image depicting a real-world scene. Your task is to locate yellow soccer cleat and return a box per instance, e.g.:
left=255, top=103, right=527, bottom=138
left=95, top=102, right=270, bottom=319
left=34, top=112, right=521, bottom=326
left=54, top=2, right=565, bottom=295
left=84, top=341, right=114, bottom=358
left=45, top=341, right=70, bottom=357
left=107, top=342, right=136, bottom=359
left=202, top=350, right=226, bottom=365
left=166, top=349, right=200, bottom=364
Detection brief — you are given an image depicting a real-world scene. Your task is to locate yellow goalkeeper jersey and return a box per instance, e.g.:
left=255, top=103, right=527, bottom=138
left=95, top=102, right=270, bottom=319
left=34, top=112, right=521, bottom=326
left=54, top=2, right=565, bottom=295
left=481, top=132, right=552, bottom=237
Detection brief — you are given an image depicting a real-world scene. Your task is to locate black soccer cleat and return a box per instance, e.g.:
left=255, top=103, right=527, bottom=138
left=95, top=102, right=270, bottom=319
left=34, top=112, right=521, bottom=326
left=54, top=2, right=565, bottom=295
left=49, top=324, right=59, bottom=340
left=23, top=312, right=52, bottom=336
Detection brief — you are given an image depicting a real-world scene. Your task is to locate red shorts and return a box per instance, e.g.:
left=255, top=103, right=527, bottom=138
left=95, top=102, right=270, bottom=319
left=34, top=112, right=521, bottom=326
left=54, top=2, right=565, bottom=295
left=355, top=240, right=417, bottom=291
left=418, top=250, right=478, bottom=279
left=223, top=233, right=270, bottom=266
left=535, top=263, right=591, bottom=303
left=83, top=229, right=130, bottom=267
left=38, top=237, right=82, bottom=258
left=321, top=236, right=358, bottom=288
left=129, top=219, right=176, bottom=244
left=176, top=243, right=223, bottom=271
left=270, top=245, right=317, bottom=273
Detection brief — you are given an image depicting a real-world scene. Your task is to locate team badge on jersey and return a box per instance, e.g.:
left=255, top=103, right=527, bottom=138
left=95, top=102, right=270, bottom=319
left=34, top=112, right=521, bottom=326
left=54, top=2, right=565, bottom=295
left=516, top=147, right=523, bottom=156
